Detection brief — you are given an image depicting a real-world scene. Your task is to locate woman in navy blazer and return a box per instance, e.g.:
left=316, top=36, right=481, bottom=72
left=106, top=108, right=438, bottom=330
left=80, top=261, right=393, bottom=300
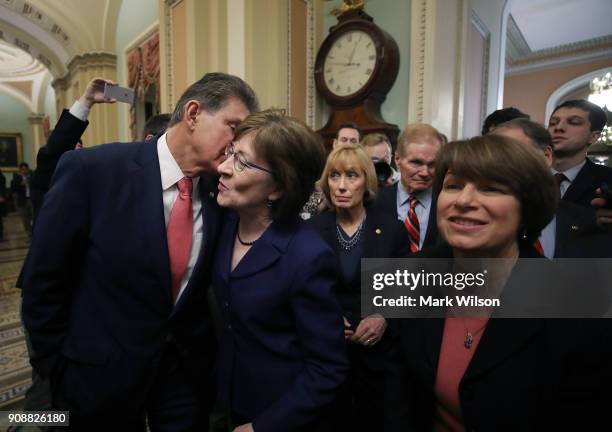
left=309, top=144, right=410, bottom=431
left=386, top=136, right=612, bottom=431
left=211, top=110, right=348, bottom=432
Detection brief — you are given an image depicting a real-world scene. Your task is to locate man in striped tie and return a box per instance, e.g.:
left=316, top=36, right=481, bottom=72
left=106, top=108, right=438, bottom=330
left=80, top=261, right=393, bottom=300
left=375, top=123, right=444, bottom=253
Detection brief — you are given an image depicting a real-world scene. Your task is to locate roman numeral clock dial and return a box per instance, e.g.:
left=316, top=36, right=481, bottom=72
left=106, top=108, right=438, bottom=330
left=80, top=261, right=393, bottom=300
left=323, top=30, right=377, bottom=97
left=314, top=9, right=400, bottom=151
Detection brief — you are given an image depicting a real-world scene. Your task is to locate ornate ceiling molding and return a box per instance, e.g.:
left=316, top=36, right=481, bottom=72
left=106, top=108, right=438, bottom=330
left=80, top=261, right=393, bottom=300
left=507, top=34, right=612, bottom=75
left=0, top=38, right=46, bottom=77
left=505, top=14, right=530, bottom=61
left=0, top=0, right=75, bottom=53
left=52, top=52, right=117, bottom=90
left=0, top=24, right=66, bottom=77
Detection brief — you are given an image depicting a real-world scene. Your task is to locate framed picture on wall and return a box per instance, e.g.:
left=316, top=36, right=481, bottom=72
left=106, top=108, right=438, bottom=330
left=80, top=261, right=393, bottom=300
left=0, top=132, right=23, bottom=173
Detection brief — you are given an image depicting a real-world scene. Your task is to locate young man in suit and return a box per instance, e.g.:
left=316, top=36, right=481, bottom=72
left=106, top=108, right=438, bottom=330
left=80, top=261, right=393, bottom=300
left=492, top=118, right=604, bottom=258
left=21, top=72, right=259, bottom=430
left=375, top=123, right=443, bottom=252
left=548, top=99, right=612, bottom=211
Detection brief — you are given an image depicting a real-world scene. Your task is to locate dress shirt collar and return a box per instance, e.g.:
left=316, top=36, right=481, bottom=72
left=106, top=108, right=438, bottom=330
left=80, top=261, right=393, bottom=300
left=157, top=132, right=199, bottom=191
left=397, top=181, right=432, bottom=209
left=552, top=159, right=586, bottom=183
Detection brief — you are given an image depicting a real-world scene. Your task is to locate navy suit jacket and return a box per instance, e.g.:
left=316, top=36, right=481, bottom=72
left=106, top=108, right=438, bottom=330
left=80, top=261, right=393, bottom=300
left=30, top=109, right=88, bottom=222
left=563, top=159, right=612, bottom=207
left=309, top=207, right=411, bottom=325
left=374, top=182, right=439, bottom=250
left=553, top=200, right=599, bottom=257
left=385, top=244, right=612, bottom=431
left=21, top=139, right=222, bottom=415
left=212, top=212, right=348, bottom=431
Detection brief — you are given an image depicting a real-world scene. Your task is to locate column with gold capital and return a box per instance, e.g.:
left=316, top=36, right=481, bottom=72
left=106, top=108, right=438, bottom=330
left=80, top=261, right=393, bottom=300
left=52, top=52, right=119, bottom=147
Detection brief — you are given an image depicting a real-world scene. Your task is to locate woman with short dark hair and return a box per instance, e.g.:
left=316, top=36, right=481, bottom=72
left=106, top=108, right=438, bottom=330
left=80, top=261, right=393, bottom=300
left=386, top=135, right=612, bottom=431
left=212, top=109, right=348, bottom=432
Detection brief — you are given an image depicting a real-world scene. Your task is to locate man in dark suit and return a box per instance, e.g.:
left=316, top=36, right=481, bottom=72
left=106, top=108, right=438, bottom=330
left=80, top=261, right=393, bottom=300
left=492, top=118, right=604, bottom=258
left=375, top=123, right=443, bottom=252
left=11, top=162, right=32, bottom=235
left=548, top=99, right=612, bottom=209
left=21, top=72, right=259, bottom=430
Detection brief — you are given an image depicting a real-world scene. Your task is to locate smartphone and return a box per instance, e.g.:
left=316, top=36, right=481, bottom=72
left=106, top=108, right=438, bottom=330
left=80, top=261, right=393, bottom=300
left=104, top=83, right=135, bottom=104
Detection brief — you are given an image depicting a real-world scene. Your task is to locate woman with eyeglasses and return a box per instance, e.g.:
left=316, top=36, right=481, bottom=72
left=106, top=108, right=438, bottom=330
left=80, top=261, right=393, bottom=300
left=211, top=109, right=348, bottom=432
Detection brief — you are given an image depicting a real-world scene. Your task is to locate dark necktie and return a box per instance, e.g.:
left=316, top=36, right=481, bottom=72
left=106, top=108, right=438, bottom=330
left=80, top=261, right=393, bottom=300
left=554, top=172, right=567, bottom=186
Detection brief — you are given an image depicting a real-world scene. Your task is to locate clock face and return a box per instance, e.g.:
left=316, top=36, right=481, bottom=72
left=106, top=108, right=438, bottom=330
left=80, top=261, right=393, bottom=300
left=322, top=30, right=377, bottom=97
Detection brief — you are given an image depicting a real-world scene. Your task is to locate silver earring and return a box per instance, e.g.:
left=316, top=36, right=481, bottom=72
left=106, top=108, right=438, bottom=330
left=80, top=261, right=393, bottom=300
left=266, top=200, right=274, bottom=208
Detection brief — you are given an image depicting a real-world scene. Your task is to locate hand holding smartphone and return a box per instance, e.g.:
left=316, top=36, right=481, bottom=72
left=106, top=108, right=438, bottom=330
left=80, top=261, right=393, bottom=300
left=103, top=83, right=135, bottom=104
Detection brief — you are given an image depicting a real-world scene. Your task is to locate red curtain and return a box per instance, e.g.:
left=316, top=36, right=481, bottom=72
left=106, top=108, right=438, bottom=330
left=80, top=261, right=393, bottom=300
left=126, top=32, right=160, bottom=140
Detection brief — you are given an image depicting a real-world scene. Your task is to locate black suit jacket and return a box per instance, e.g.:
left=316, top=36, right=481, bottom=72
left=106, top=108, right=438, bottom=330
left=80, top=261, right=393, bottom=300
left=553, top=200, right=599, bottom=257
left=309, top=207, right=410, bottom=325
left=562, top=159, right=612, bottom=207
left=30, top=109, right=88, bottom=221
left=21, top=140, right=222, bottom=416
left=10, top=173, right=28, bottom=207
left=374, top=183, right=439, bottom=250
left=385, top=244, right=612, bottom=431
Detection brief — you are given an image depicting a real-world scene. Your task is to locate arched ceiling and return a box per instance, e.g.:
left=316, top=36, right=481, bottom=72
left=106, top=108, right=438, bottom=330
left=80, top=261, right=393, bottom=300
left=0, top=38, right=53, bottom=112
left=0, top=0, right=122, bottom=112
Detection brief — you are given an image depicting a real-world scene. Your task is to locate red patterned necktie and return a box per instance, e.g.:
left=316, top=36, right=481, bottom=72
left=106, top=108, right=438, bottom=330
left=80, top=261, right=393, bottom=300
left=167, top=177, right=193, bottom=302
left=533, top=239, right=544, bottom=256
left=404, top=195, right=420, bottom=253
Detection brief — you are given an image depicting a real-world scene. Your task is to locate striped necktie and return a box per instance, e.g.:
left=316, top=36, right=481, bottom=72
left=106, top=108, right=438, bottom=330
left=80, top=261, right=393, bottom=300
left=404, top=195, right=420, bottom=253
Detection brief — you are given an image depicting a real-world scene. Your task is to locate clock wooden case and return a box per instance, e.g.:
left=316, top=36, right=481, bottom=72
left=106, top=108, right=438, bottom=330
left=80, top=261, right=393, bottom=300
left=315, top=9, right=400, bottom=150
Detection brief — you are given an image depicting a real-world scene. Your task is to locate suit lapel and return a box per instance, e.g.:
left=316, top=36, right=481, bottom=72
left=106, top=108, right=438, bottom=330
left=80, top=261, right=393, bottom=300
left=463, top=318, right=541, bottom=382
left=313, top=211, right=337, bottom=249
left=131, top=140, right=173, bottom=312
left=230, top=217, right=297, bottom=280
left=363, top=211, right=388, bottom=258
left=423, top=193, right=438, bottom=249
left=563, top=160, right=594, bottom=204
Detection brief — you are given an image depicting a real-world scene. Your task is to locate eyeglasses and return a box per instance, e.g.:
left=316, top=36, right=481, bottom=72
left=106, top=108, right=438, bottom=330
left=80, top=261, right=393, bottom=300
left=224, top=142, right=273, bottom=175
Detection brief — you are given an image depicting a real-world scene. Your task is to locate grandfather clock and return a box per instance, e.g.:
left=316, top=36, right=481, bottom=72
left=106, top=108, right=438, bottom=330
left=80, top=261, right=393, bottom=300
left=314, top=7, right=400, bottom=150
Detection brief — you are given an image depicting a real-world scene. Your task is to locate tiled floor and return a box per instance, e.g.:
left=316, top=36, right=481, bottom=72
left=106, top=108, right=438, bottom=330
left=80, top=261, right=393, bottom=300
left=0, top=213, right=30, bottom=413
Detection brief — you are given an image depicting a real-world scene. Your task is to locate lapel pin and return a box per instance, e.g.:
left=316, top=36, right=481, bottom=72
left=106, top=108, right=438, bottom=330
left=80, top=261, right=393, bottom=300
left=570, top=225, right=579, bottom=231
left=375, top=228, right=382, bottom=235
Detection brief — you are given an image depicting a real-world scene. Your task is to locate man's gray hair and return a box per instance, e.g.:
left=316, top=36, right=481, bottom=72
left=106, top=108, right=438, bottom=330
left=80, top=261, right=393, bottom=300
left=492, top=118, right=552, bottom=152
left=168, top=72, right=259, bottom=126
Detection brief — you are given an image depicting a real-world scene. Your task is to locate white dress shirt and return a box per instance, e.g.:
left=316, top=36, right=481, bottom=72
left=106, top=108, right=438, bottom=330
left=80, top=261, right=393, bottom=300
left=552, top=160, right=586, bottom=198
left=68, top=100, right=90, bottom=122
left=157, top=133, right=203, bottom=304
